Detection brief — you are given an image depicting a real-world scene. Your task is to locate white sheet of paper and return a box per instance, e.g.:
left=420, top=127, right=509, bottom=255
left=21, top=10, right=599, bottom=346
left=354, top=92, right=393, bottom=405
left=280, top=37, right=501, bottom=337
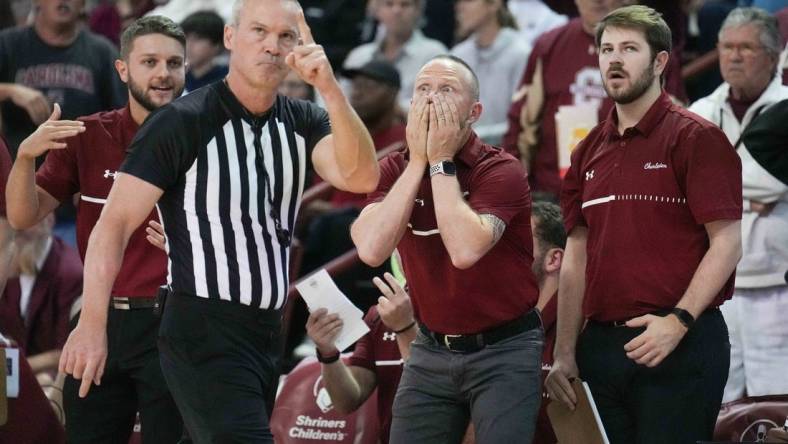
left=295, top=269, right=370, bottom=351
left=5, top=347, right=19, bottom=398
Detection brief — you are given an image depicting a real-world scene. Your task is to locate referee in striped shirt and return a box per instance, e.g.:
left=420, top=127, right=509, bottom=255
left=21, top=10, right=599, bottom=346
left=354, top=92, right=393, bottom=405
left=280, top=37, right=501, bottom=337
left=58, top=0, right=380, bottom=442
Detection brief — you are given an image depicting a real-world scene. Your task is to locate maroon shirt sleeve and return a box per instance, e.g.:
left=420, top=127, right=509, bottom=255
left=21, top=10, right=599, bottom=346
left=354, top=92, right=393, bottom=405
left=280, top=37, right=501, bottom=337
left=366, top=152, right=405, bottom=205
left=675, top=126, right=743, bottom=224
left=0, top=138, right=11, bottom=217
left=345, top=309, right=378, bottom=371
left=36, top=133, right=81, bottom=202
left=560, top=142, right=588, bottom=235
left=468, top=156, right=530, bottom=225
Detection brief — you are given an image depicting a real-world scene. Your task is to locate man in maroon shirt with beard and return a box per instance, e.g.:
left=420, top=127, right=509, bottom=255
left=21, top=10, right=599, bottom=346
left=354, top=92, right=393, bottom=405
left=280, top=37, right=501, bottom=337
left=546, top=6, right=742, bottom=444
left=502, top=0, right=686, bottom=198
left=5, top=16, right=186, bottom=444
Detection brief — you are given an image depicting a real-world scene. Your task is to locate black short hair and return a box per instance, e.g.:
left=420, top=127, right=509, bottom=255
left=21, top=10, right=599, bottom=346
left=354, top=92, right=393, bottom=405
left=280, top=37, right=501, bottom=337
left=181, top=10, right=225, bottom=45
left=531, top=201, right=566, bottom=250
left=120, top=15, right=186, bottom=60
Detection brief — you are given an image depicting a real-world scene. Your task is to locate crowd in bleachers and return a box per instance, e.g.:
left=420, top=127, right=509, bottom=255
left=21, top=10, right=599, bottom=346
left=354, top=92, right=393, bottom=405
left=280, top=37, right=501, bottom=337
left=1, top=0, right=788, bottom=443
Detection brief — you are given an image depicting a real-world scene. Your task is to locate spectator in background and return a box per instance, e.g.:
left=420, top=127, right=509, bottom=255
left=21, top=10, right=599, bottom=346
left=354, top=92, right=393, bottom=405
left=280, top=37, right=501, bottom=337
left=688, top=7, right=788, bottom=403
left=452, top=0, right=531, bottom=145
left=279, top=69, right=315, bottom=102
left=344, top=0, right=447, bottom=111
left=502, top=0, right=686, bottom=198
left=0, top=214, right=82, bottom=370
left=182, top=10, right=228, bottom=92
left=89, top=0, right=158, bottom=46
left=146, top=0, right=234, bottom=25
left=305, top=273, right=415, bottom=444
left=508, top=0, right=568, bottom=47
left=0, top=0, right=126, bottom=156
left=300, top=0, right=369, bottom=69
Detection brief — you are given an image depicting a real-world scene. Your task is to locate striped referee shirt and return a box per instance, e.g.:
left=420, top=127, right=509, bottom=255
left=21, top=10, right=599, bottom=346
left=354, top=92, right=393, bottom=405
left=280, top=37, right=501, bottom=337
left=121, top=81, right=330, bottom=310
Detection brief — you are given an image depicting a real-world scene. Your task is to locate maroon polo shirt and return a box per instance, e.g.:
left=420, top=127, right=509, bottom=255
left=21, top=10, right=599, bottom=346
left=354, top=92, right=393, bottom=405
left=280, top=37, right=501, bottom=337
left=346, top=306, right=403, bottom=444
left=502, top=18, right=687, bottom=196
left=36, top=107, right=167, bottom=298
left=369, top=133, right=539, bottom=334
left=560, top=92, right=742, bottom=322
left=0, top=137, right=10, bottom=217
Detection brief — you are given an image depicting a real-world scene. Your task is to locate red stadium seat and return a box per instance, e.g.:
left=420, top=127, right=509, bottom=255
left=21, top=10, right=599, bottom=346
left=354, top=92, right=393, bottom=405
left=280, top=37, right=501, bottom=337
left=271, top=357, right=380, bottom=444
left=713, top=395, right=788, bottom=442
left=0, top=344, right=65, bottom=443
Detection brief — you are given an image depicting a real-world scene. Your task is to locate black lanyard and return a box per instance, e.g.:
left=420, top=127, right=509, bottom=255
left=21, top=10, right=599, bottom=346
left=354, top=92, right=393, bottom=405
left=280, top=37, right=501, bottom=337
left=250, top=117, right=292, bottom=248
left=719, top=103, right=769, bottom=150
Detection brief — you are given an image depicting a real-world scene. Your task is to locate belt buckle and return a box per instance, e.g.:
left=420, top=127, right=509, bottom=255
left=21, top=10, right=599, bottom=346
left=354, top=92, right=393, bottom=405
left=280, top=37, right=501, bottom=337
left=443, top=334, right=463, bottom=350
left=613, top=320, right=627, bottom=327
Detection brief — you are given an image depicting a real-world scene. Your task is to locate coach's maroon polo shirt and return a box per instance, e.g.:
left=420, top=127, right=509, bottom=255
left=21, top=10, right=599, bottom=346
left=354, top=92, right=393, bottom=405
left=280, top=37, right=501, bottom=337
left=36, top=107, right=167, bottom=298
left=560, top=92, right=742, bottom=322
left=369, top=133, right=539, bottom=334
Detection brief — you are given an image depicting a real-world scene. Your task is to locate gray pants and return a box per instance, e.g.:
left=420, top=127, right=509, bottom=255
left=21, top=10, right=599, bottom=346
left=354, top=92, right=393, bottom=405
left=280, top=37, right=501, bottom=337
left=389, top=327, right=544, bottom=444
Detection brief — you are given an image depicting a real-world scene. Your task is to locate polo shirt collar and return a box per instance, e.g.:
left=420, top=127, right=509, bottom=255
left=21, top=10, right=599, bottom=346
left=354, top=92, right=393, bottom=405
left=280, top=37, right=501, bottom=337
left=604, top=90, right=671, bottom=139
left=456, top=131, right=483, bottom=167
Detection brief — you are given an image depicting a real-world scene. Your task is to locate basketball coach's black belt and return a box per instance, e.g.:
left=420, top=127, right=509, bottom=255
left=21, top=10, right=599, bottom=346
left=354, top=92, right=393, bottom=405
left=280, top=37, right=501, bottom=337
left=111, top=296, right=156, bottom=310
left=419, top=309, right=542, bottom=353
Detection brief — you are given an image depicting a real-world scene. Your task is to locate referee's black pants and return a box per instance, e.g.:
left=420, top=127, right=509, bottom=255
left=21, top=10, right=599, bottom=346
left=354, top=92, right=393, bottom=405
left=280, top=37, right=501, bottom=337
left=158, top=292, right=282, bottom=444
left=64, top=306, right=183, bottom=444
left=577, top=308, right=730, bottom=444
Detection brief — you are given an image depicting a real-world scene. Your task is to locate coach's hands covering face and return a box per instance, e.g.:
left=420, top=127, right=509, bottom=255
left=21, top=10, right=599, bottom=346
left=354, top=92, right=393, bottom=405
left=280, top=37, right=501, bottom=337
left=285, top=10, right=337, bottom=94
left=405, top=95, right=430, bottom=165
left=427, top=94, right=469, bottom=163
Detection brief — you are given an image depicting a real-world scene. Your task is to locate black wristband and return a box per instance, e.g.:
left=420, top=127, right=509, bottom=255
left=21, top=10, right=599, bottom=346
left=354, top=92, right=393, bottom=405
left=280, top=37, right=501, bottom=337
left=315, top=348, right=340, bottom=364
left=394, top=321, right=416, bottom=334
left=670, top=308, right=695, bottom=329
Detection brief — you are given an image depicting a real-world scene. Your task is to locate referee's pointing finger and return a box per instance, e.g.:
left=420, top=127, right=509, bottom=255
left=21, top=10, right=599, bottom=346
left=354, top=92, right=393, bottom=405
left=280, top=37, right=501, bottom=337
left=296, top=9, right=314, bottom=45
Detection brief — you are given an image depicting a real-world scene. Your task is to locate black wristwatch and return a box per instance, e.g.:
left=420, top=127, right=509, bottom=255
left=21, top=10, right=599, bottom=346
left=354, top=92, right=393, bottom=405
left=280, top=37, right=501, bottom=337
left=315, top=348, right=340, bottom=364
left=670, top=308, right=695, bottom=329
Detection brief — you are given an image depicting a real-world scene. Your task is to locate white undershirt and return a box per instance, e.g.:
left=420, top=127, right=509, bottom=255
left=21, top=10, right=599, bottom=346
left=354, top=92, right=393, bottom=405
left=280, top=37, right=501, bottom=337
left=18, top=236, right=53, bottom=320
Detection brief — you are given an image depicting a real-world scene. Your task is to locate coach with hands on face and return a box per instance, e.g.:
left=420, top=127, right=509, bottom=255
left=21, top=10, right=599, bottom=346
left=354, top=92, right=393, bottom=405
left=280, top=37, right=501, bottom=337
left=353, top=54, right=544, bottom=444
left=56, top=0, right=380, bottom=442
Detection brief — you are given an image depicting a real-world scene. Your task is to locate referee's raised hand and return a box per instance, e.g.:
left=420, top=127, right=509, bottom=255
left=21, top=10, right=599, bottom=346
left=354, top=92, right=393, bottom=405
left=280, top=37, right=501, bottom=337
left=285, top=9, right=336, bottom=92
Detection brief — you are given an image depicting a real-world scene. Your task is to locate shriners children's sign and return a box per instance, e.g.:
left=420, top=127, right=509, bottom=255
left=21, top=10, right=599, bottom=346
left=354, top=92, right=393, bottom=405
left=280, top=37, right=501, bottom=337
left=270, top=357, right=380, bottom=443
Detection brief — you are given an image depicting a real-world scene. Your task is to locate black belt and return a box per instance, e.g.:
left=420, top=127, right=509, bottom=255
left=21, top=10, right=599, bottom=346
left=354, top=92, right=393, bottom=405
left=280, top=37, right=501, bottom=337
left=419, top=309, right=542, bottom=353
left=590, top=308, right=718, bottom=328
left=111, top=296, right=156, bottom=310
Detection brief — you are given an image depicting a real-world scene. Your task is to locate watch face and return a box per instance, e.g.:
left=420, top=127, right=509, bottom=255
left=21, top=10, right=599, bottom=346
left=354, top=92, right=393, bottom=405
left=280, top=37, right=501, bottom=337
left=443, top=161, right=457, bottom=175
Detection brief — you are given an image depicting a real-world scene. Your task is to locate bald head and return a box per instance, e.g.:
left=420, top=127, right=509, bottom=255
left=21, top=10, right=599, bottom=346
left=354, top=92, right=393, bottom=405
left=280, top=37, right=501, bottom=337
left=421, top=55, right=480, bottom=101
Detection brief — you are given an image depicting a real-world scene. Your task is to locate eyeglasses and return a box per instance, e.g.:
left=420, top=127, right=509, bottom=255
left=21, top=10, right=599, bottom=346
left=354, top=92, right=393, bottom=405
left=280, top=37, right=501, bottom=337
left=717, top=42, right=765, bottom=58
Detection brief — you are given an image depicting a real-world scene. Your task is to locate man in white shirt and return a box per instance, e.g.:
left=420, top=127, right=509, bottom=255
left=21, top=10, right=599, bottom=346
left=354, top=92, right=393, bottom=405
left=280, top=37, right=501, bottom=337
left=344, top=0, right=447, bottom=110
left=689, top=6, right=788, bottom=403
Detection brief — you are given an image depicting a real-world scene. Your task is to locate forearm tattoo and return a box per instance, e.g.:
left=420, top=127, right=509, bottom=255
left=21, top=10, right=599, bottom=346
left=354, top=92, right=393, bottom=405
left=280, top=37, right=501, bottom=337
left=480, top=214, right=506, bottom=244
